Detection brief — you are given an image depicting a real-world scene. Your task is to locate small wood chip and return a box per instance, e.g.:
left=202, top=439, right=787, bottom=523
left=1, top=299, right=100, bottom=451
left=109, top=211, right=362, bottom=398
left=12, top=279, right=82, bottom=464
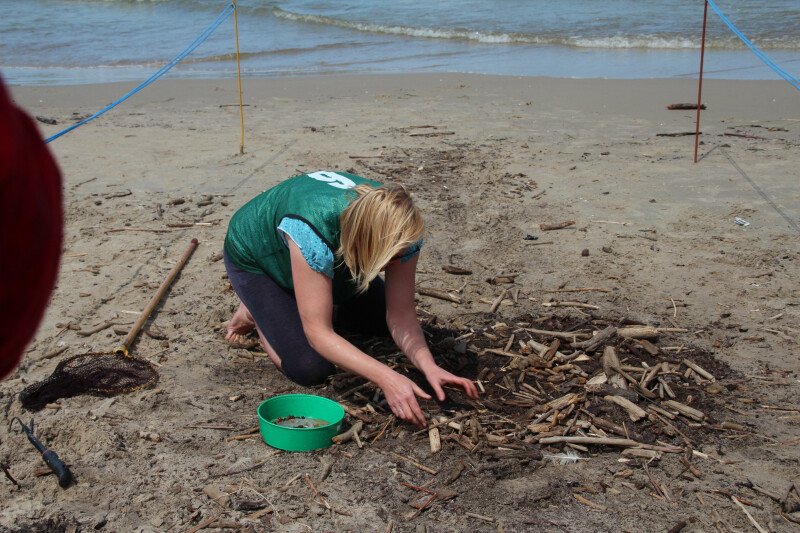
left=573, top=493, right=607, bottom=511
left=540, top=220, right=575, bottom=231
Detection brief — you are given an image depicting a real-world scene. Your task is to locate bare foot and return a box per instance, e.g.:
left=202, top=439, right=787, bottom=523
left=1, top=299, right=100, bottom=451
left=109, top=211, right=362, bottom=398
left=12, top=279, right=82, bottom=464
left=225, top=302, right=256, bottom=347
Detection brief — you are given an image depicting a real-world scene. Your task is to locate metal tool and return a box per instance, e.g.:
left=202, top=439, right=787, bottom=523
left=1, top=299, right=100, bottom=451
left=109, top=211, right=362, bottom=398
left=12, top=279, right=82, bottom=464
left=10, top=417, right=72, bottom=488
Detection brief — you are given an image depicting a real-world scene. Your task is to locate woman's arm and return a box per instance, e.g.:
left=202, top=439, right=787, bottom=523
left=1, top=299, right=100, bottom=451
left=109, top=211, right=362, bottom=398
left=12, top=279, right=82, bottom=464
left=289, top=241, right=431, bottom=426
left=385, top=255, right=478, bottom=401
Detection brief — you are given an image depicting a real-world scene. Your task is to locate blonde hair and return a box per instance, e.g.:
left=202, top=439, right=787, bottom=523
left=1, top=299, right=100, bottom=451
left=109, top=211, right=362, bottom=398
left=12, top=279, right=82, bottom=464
left=338, top=184, right=424, bottom=293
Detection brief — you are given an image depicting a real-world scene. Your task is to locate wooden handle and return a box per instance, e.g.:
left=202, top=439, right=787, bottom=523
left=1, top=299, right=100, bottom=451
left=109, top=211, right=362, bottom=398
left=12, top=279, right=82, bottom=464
left=119, top=238, right=199, bottom=353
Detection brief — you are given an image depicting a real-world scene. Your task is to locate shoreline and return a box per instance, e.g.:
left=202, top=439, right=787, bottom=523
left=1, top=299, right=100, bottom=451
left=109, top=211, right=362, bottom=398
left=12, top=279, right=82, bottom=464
left=11, top=74, right=799, bottom=152
left=11, top=73, right=799, bottom=107
left=4, top=46, right=800, bottom=87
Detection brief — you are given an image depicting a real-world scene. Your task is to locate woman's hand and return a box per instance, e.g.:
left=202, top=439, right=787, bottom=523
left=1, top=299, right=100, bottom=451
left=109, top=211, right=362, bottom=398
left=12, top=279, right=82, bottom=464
left=423, top=365, right=479, bottom=402
left=377, top=369, right=432, bottom=427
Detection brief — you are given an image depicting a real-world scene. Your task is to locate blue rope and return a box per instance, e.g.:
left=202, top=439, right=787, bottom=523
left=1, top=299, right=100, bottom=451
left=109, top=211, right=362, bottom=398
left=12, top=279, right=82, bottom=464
left=706, top=0, right=800, bottom=91
left=46, top=3, right=235, bottom=144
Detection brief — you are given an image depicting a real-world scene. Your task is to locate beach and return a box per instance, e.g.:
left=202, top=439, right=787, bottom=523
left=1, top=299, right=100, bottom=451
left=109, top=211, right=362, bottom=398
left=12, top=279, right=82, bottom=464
left=2, top=74, right=799, bottom=531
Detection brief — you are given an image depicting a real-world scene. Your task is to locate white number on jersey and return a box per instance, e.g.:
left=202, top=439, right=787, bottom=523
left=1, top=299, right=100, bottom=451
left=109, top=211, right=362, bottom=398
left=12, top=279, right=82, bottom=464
left=307, top=171, right=356, bottom=190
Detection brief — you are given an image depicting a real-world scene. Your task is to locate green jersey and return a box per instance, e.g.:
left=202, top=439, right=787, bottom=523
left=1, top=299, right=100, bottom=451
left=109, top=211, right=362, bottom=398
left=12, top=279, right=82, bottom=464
left=224, top=171, right=382, bottom=303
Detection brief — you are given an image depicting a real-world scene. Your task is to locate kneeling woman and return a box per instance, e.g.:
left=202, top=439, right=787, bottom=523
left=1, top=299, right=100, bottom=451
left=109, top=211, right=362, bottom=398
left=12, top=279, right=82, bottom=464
left=223, top=171, right=477, bottom=427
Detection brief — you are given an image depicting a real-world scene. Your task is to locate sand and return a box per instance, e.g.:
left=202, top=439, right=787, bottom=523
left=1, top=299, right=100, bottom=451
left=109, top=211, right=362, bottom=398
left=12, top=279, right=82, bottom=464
left=1, top=74, right=799, bottom=532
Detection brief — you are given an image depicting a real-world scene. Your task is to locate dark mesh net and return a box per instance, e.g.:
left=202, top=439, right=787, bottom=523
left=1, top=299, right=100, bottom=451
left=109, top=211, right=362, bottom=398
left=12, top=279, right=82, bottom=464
left=19, top=352, right=158, bottom=411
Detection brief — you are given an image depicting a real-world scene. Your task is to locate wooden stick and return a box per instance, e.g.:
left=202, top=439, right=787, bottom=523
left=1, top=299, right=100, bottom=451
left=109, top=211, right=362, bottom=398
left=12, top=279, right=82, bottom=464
left=442, top=265, right=472, bottom=275
left=580, top=409, right=635, bottom=439
left=332, top=421, right=363, bottom=445
left=527, top=339, right=569, bottom=361
left=746, top=480, right=783, bottom=502
left=647, top=404, right=677, bottom=420
left=641, top=365, right=662, bottom=388
left=76, top=320, right=118, bottom=337
left=602, top=345, right=621, bottom=377
left=401, top=481, right=437, bottom=495
left=207, top=519, right=240, bottom=529
left=106, top=227, right=174, bottom=234
left=2, top=465, right=20, bottom=488
left=604, top=395, right=647, bottom=421
left=640, top=339, right=661, bottom=356
left=341, top=403, right=373, bottom=423
left=412, top=411, right=475, bottom=435
left=371, top=416, right=394, bottom=443
left=724, top=132, right=769, bottom=140
left=521, top=327, right=591, bottom=342
left=184, top=512, right=221, bottom=533
left=615, top=365, right=658, bottom=400
left=657, top=131, right=697, bottom=137
left=731, top=496, right=767, bottom=533
left=781, top=512, right=800, bottom=525
left=539, top=220, right=575, bottom=231
left=643, top=464, right=670, bottom=502
left=668, top=103, right=706, bottom=110
left=385, top=451, right=438, bottom=475
left=428, top=427, right=441, bottom=453
left=593, top=220, right=631, bottom=227
left=409, top=131, right=455, bottom=137
left=542, top=339, right=561, bottom=362
left=304, top=474, right=331, bottom=510
left=417, top=287, right=462, bottom=303
left=658, top=376, right=676, bottom=399
left=39, top=345, right=69, bottom=361
left=464, top=512, right=495, bottom=522
left=543, top=287, right=611, bottom=293
left=408, top=493, right=438, bottom=519
left=280, top=473, right=303, bottom=492
left=663, top=400, right=706, bottom=421
left=226, top=427, right=260, bottom=441
left=571, top=326, right=617, bottom=352
left=483, top=348, right=523, bottom=358
left=538, top=436, right=682, bottom=453
left=682, top=359, right=715, bottom=381
left=573, top=493, right=607, bottom=512
left=119, top=239, right=198, bottom=355
left=541, top=301, right=600, bottom=310
left=618, top=326, right=688, bottom=339
left=621, top=448, right=661, bottom=460
left=490, top=289, right=508, bottom=313
left=202, top=485, right=230, bottom=507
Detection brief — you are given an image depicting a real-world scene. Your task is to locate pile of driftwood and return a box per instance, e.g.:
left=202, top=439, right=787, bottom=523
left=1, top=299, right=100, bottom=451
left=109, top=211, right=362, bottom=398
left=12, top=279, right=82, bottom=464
left=326, top=313, right=742, bottom=463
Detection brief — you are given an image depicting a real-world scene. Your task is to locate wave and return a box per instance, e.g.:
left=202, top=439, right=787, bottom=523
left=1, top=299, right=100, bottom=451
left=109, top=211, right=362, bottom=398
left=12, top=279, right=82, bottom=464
left=178, top=42, right=368, bottom=64
left=6, top=42, right=366, bottom=69
left=56, top=0, right=180, bottom=3
left=271, top=7, right=800, bottom=50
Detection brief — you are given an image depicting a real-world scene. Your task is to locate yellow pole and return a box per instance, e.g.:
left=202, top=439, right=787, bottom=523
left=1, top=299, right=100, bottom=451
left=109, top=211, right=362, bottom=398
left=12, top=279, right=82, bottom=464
left=232, top=0, right=245, bottom=155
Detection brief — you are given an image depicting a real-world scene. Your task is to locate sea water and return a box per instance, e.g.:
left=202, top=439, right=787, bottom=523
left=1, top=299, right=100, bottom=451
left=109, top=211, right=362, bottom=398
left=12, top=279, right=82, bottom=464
left=1, top=0, right=799, bottom=85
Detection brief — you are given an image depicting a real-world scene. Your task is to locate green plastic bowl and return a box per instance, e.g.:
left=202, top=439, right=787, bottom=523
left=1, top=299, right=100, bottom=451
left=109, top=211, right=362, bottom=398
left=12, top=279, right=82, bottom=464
left=257, top=394, right=345, bottom=452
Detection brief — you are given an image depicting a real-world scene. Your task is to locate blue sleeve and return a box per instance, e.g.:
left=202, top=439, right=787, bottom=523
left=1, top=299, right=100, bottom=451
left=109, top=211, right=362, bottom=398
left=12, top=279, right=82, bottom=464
left=399, top=238, right=423, bottom=263
left=277, top=217, right=335, bottom=278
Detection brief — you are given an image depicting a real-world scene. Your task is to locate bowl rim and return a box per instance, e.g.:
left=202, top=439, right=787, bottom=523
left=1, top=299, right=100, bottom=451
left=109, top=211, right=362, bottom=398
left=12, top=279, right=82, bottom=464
left=257, top=393, right=345, bottom=431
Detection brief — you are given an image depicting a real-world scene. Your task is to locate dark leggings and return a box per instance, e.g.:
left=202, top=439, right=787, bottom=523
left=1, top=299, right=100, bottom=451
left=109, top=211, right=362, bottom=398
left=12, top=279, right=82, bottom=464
left=224, top=251, right=388, bottom=386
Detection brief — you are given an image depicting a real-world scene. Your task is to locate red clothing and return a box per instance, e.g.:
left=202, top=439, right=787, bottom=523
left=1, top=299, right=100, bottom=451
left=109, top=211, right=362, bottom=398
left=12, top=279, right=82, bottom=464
left=0, top=78, right=63, bottom=379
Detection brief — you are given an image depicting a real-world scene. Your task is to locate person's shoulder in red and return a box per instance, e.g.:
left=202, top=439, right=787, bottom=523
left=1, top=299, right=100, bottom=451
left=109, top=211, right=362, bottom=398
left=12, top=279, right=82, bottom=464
left=0, top=77, right=64, bottom=379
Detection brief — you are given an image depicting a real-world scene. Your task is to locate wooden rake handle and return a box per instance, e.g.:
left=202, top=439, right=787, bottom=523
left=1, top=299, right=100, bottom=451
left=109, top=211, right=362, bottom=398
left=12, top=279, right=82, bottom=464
left=117, top=238, right=199, bottom=355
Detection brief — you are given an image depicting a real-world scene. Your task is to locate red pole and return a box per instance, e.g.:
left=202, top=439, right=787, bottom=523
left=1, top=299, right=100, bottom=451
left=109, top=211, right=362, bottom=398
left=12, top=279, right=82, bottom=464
left=694, top=0, right=709, bottom=163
